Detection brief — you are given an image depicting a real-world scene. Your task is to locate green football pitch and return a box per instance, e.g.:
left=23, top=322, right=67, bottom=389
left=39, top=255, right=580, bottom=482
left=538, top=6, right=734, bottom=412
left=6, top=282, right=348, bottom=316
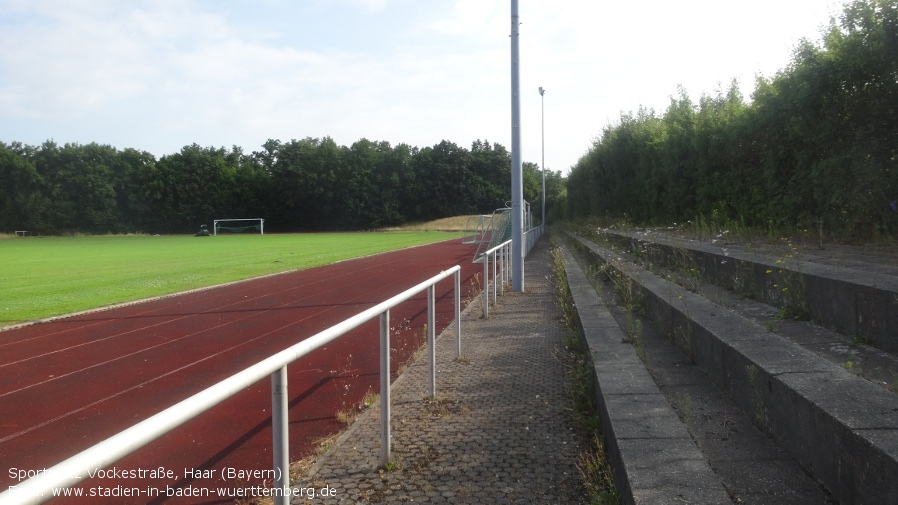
left=0, top=232, right=460, bottom=327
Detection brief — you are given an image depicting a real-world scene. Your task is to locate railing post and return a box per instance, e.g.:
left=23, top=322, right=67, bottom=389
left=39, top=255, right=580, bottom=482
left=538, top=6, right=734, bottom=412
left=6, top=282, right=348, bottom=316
left=427, top=285, right=436, bottom=398
left=499, top=246, right=505, bottom=296
left=454, top=270, right=461, bottom=358
left=492, top=250, right=498, bottom=305
left=482, top=253, right=489, bottom=319
left=379, top=311, right=391, bottom=465
left=271, top=366, right=289, bottom=505
left=503, top=242, right=510, bottom=287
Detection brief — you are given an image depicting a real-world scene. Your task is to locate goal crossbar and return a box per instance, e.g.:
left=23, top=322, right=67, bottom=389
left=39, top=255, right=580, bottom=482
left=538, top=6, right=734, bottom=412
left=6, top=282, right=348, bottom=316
left=213, top=218, right=265, bottom=236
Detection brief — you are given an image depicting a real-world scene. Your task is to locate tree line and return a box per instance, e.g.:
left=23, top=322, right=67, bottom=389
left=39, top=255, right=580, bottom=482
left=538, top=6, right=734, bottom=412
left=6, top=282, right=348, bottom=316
left=563, top=0, right=898, bottom=240
left=0, top=137, right=565, bottom=234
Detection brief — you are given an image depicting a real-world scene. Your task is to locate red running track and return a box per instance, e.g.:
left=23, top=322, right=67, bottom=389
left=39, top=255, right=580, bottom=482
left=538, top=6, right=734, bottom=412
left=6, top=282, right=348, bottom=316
left=0, top=239, right=481, bottom=504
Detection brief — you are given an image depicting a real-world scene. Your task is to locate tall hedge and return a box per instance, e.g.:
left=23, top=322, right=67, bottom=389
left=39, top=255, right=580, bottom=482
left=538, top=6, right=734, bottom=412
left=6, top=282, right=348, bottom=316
left=565, top=0, right=898, bottom=240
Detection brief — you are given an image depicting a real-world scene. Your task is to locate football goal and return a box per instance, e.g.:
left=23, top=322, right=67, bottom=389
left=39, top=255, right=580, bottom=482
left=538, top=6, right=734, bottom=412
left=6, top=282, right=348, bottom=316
left=213, top=218, right=265, bottom=235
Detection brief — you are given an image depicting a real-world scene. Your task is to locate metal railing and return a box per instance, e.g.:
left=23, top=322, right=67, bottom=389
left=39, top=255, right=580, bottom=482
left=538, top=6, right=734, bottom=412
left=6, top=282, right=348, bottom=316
left=1, top=266, right=463, bottom=505
left=480, top=225, right=544, bottom=318
left=482, top=239, right=511, bottom=319
left=526, top=224, right=544, bottom=255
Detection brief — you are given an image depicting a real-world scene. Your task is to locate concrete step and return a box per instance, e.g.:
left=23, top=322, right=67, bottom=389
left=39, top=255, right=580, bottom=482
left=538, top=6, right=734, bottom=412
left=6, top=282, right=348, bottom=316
left=557, top=246, right=732, bottom=504
left=591, top=227, right=898, bottom=356
left=560, top=244, right=835, bottom=504
left=563, top=232, right=898, bottom=505
left=592, top=228, right=898, bottom=397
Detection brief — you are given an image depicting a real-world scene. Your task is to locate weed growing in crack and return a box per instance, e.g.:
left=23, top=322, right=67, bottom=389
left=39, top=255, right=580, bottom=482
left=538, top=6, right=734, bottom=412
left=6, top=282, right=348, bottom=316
left=669, top=239, right=702, bottom=293
left=767, top=238, right=809, bottom=320
left=339, top=354, right=356, bottom=378
left=422, top=396, right=467, bottom=418
left=361, top=389, right=378, bottom=409
left=599, top=260, right=644, bottom=340
left=576, top=434, right=617, bottom=505
left=549, top=241, right=618, bottom=504
left=550, top=243, right=578, bottom=332
left=335, top=389, right=378, bottom=426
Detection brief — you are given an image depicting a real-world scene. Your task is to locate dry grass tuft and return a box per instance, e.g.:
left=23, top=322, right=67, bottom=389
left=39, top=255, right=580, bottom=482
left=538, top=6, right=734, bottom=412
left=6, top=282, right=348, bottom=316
left=381, top=215, right=480, bottom=232
left=335, top=389, right=379, bottom=426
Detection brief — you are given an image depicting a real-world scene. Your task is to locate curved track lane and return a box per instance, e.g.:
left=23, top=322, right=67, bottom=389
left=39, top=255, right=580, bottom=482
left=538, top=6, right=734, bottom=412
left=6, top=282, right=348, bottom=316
left=0, top=239, right=481, bottom=503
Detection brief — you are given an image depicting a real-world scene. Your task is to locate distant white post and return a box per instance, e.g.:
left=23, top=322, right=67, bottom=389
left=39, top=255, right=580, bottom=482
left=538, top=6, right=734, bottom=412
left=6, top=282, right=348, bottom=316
left=510, top=0, right=524, bottom=292
left=539, top=87, right=546, bottom=228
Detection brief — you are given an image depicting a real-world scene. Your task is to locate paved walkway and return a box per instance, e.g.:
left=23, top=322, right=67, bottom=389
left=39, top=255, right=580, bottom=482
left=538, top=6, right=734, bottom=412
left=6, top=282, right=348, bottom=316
left=294, top=239, right=590, bottom=504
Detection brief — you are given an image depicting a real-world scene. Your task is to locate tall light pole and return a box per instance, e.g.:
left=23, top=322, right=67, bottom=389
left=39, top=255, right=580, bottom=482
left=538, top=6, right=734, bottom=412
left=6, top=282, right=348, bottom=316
left=510, top=0, right=524, bottom=292
left=539, top=87, right=546, bottom=229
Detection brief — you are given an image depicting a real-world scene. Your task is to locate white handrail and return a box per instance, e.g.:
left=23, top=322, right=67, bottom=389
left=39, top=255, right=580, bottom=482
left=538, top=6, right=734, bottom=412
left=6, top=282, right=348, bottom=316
left=1, top=266, right=462, bottom=505
left=480, top=224, right=544, bottom=318
left=482, top=239, right=511, bottom=318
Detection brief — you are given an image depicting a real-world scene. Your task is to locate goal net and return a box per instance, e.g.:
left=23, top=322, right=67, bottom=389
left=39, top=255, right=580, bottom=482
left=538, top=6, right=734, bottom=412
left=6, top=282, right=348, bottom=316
left=213, top=218, right=265, bottom=235
left=462, top=215, right=491, bottom=244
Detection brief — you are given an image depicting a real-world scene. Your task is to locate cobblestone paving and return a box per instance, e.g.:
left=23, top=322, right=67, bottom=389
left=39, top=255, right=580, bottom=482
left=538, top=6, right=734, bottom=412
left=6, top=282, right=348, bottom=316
left=294, top=240, right=589, bottom=504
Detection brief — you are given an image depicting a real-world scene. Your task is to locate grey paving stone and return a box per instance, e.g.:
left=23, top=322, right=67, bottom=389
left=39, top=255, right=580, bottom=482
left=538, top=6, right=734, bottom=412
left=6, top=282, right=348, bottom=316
left=293, top=239, right=590, bottom=504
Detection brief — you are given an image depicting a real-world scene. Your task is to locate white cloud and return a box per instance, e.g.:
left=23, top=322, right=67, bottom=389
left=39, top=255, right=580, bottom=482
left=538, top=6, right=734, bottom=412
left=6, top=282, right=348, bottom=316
left=0, top=0, right=846, bottom=171
left=429, top=0, right=504, bottom=36
left=314, top=0, right=397, bottom=14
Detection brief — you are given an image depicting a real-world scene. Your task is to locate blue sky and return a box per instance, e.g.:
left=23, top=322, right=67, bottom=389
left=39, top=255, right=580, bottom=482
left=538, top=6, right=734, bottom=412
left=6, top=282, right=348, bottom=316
left=0, top=0, right=841, bottom=172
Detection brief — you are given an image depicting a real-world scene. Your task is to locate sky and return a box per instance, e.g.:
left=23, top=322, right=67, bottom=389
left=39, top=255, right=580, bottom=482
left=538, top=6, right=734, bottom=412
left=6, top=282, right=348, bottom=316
left=0, top=0, right=843, bottom=173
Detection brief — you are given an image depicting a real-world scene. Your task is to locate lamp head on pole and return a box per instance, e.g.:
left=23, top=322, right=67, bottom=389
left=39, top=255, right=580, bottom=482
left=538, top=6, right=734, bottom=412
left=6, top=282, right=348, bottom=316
left=538, top=87, right=545, bottom=96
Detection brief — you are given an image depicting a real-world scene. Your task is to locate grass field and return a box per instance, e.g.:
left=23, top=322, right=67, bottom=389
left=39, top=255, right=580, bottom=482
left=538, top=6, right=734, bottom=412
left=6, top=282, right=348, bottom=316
left=0, top=231, right=461, bottom=327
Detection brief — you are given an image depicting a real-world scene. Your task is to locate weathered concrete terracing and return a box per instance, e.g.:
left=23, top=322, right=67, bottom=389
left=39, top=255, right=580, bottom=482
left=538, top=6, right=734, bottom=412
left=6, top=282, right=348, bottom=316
left=565, top=231, right=898, bottom=505
left=594, top=228, right=898, bottom=355
left=558, top=247, right=731, bottom=504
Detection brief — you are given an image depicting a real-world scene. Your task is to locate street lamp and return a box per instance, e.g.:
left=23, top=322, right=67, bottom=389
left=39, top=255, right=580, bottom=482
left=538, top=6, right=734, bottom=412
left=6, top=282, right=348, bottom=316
left=538, top=87, right=546, bottom=229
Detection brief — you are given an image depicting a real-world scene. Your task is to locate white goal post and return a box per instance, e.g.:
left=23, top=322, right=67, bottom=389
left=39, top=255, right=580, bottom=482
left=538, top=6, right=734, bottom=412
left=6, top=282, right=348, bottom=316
left=213, top=218, right=265, bottom=235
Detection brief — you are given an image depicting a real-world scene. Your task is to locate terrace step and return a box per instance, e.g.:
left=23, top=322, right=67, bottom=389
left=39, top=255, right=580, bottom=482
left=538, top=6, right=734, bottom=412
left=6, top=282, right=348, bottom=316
left=563, top=232, right=898, bottom=505
left=591, top=228, right=898, bottom=398
left=558, top=246, right=731, bottom=504
left=594, top=227, right=898, bottom=355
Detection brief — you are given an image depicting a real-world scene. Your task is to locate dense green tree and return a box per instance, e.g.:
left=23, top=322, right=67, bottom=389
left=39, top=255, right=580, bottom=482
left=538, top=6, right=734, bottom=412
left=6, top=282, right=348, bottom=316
left=268, top=137, right=324, bottom=229
left=417, top=140, right=475, bottom=219
left=522, top=162, right=542, bottom=214
left=26, top=142, right=121, bottom=233
left=1, top=135, right=560, bottom=233
left=158, top=144, right=238, bottom=231
left=340, top=139, right=381, bottom=228
left=372, top=141, right=410, bottom=227
left=543, top=168, right=567, bottom=222
left=0, top=143, right=49, bottom=232
left=470, top=140, right=511, bottom=209
left=566, top=0, right=898, bottom=240
left=111, top=147, right=160, bottom=232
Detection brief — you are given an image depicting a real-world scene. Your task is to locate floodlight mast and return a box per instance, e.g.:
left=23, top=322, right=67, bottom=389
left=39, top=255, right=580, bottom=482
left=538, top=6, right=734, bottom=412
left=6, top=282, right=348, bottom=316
left=510, top=0, right=524, bottom=292
left=539, top=86, right=546, bottom=229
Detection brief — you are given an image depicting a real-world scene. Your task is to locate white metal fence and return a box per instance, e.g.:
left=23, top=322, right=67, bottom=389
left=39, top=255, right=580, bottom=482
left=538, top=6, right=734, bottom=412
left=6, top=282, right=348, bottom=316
left=481, top=224, right=543, bottom=318
left=0, top=266, right=462, bottom=505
